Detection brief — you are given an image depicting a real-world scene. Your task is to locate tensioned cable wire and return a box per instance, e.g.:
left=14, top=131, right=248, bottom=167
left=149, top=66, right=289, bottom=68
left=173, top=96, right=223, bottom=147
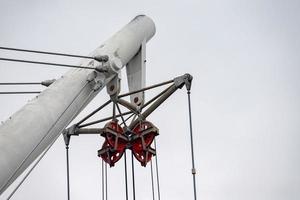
left=0, top=81, right=51, bottom=94
left=112, top=102, right=116, bottom=120
left=65, top=145, right=70, bottom=200
left=0, top=83, right=41, bottom=95
left=131, top=153, right=136, bottom=200
left=115, top=103, right=127, bottom=127
left=124, top=151, right=129, bottom=200
left=0, top=80, right=55, bottom=88
left=150, top=160, right=155, bottom=200
left=0, top=46, right=94, bottom=59
left=0, top=82, right=41, bottom=85
left=105, top=163, right=108, bottom=200
left=187, top=89, right=197, bottom=200
left=102, top=160, right=105, bottom=200
left=0, top=91, right=40, bottom=94
left=0, top=58, right=95, bottom=70
left=154, top=139, right=161, bottom=200
left=120, top=113, right=135, bottom=126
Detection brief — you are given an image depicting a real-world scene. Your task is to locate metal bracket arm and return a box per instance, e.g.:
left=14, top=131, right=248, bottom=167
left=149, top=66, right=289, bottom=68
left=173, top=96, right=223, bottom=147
left=129, top=73, right=193, bottom=129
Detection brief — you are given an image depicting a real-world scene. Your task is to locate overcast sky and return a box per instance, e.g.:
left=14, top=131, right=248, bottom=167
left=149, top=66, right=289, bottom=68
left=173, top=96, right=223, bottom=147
left=0, top=0, right=300, bottom=200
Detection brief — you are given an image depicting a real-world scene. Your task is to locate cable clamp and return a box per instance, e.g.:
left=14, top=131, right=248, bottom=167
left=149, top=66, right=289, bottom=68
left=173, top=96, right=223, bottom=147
left=191, top=168, right=196, bottom=174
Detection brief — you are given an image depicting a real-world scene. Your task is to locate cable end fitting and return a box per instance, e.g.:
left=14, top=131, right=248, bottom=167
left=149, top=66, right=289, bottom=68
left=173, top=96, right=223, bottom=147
left=173, top=73, right=193, bottom=89
left=184, top=73, right=193, bottom=91
left=41, top=79, right=56, bottom=87
left=192, top=168, right=196, bottom=175
left=94, top=55, right=109, bottom=63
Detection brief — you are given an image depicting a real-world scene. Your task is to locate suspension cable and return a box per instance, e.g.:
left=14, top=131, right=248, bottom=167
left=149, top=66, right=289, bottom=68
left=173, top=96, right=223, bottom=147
left=112, top=102, right=116, bottom=120
left=105, top=163, right=108, bottom=200
left=0, top=57, right=95, bottom=70
left=124, top=151, right=129, bottom=200
left=102, top=160, right=105, bottom=200
left=131, top=153, right=136, bottom=200
left=0, top=91, right=40, bottom=94
left=154, top=139, right=161, bottom=200
left=150, top=160, right=155, bottom=200
left=0, top=82, right=41, bottom=85
left=65, top=145, right=70, bottom=200
left=0, top=83, right=42, bottom=95
left=187, top=89, right=197, bottom=200
left=0, top=46, right=94, bottom=59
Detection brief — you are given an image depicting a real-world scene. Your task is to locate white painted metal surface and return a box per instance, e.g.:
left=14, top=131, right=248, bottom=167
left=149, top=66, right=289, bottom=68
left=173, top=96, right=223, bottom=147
left=126, top=40, right=146, bottom=105
left=0, top=15, right=155, bottom=194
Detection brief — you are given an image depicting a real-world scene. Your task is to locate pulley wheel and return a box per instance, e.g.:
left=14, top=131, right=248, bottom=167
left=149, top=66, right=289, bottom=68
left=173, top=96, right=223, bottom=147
left=132, top=147, right=156, bottom=167
left=98, top=141, right=124, bottom=167
left=104, top=121, right=127, bottom=151
left=132, top=121, right=157, bottom=151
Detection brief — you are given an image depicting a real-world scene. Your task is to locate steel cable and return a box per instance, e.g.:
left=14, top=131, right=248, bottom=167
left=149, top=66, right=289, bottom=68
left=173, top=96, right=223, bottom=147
left=187, top=90, right=197, bottom=200
left=131, top=153, right=136, bottom=200
left=0, top=57, right=95, bottom=70
left=124, top=152, right=129, bottom=200
left=150, top=160, right=155, bottom=200
left=154, top=139, right=161, bottom=200
left=65, top=146, right=70, bottom=200
left=0, top=46, right=94, bottom=59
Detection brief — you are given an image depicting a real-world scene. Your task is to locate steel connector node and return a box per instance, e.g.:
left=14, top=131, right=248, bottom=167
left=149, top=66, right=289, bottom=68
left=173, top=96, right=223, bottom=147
left=94, top=55, right=109, bottom=63
left=173, top=73, right=193, bottom=90
left=62, top=125, right=79, bottom=147
left=41, top=79, right=56, bottom=87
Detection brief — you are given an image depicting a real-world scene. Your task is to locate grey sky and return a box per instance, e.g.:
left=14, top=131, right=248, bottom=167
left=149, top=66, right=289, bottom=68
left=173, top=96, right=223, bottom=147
left=0, top=0, right=300, bottom=200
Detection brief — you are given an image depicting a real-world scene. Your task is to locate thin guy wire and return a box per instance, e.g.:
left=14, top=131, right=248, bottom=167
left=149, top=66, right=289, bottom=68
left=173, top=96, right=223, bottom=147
left=115, top=103, right=127, bottom=127
left=124, top=151, right=129, bottom=200
left=66, top=146, right=70, bottom=200
left=112, top=102, right=116, bottom=120
left=76, top=100, right=112, bottom=126
left=0, top=57, right=95, bottom=70
left=6, top=136, right=59, bottom=200
left=131, top=152, right=136, bottom=200
left=130, top=113, right=138, bottom=125
left=0, top=91, right=40, bottom=94
left=118, top=80, right=173, bottom=98
left=77, top=111, right=132, bottom=128
left=150, top=160, right=155, bottom=200
left=141, top=85, right=174, bottom=109
left=78, top=81, right=175, bottom=128
left=154, top=139, right=161, bottom=200
left=120, top=113, right=135, bottom=126
left=0, top=82, right=41, bottom=85
left=187, top=90, right=197, bottom=200
left=102, top=160, right=104, bottom=200
left=105, top=163, right=108, bottom=200
left=0, top=46, right=94, bottom=59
